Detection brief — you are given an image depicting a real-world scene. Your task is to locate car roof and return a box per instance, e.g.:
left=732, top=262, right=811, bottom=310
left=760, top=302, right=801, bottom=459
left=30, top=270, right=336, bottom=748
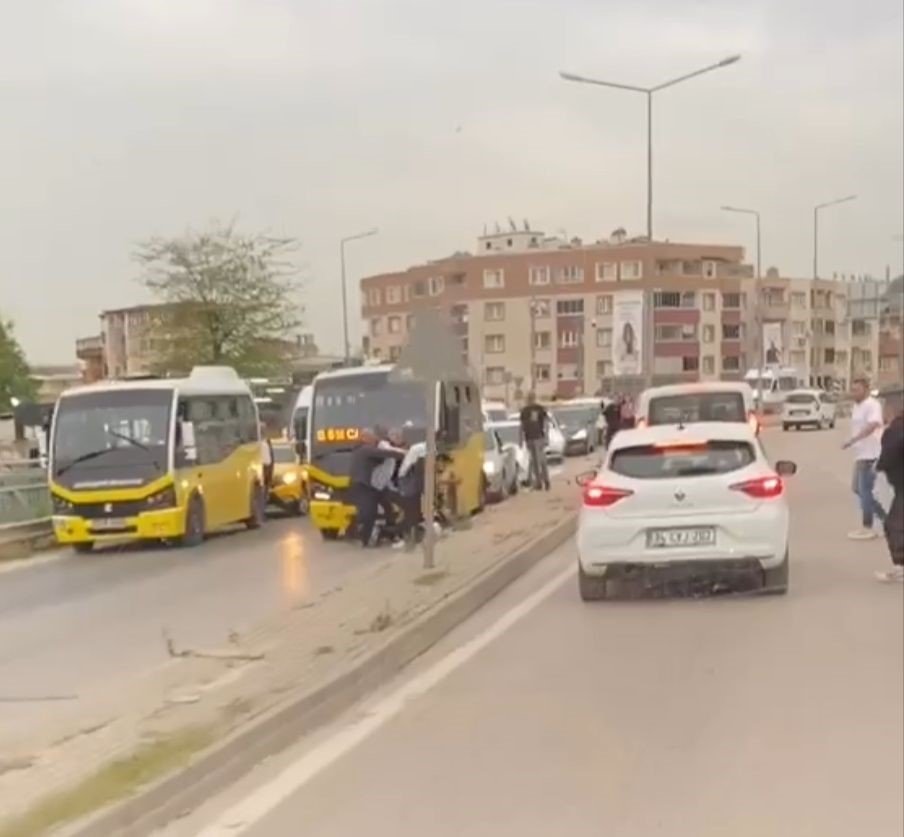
left=640, top=381, right=751, bottom=399
left=786, top=388, right=823, bottom=396
left=608, top=421, right=759, bottom=452
left=59, top=367, right=252, bottom=399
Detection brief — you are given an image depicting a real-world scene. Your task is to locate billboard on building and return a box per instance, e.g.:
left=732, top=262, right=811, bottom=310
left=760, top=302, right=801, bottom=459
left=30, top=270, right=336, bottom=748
left=612, top=291, right=644, bottom=377
left=763, top=322, right=784, bottom=367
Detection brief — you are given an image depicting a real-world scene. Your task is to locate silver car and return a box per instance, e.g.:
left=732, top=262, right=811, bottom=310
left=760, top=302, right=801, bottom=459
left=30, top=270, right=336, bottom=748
left=482, top=429, right=519, bottom=502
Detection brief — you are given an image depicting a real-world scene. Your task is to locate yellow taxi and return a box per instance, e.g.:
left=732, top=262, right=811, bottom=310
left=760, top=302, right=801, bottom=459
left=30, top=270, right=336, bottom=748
left=268, top=442, right=308, bottom=516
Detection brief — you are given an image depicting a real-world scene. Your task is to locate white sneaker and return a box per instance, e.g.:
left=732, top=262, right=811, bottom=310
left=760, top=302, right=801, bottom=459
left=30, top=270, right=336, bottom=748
left=874, top=567, right=904, bottom=583
left=848, top=529, right=879, bottom=540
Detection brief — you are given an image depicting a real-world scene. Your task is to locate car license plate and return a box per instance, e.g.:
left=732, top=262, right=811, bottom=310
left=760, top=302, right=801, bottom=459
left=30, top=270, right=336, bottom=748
left=91, top=518, right=127, bottom=531
left=791, top=410, right=809, bottom=416
left=646, top=527, right=716, bottom=549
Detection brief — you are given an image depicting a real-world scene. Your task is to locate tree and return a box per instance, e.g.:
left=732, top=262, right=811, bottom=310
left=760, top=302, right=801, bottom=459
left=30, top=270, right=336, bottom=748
left=135, top=223, right=303, bottom=376
left=0, top=317, right=36, bottom=411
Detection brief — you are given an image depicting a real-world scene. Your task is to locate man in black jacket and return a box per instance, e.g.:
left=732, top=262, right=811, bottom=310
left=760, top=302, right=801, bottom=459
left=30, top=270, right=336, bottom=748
left=875, top=387, right=904, bottom=583
left=348, top=429, right=403, bottom=547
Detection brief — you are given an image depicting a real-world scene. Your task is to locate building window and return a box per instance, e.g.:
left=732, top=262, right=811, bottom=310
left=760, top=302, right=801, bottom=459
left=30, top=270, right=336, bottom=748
left=367, top=288, right=382, bottom=306
left=825, top=320, right=835, bottom=336
left=596, top=360, right=614, bottom=377
left=654, top=291, right=696, bottom=308
left=370, top=317, right=382, bottom=337
left=450, top=304, right=469, bottom=325
left=483, top=269, right=505, bottom=289
left=722, top=323, right=741, bottom=340
left=556, top=298, right=584, bottom=316
left=703, top=292, right=716, bottom=311
left=703, top=324, right=716, bottom=343
left=484, top=302, right=505, bottom=321
left=703, top=260, right=717, bottom=279
left=386, top=286, right=401, bottom=304
left=559, top=330, right=580, bottom=348
left=722, top=292, right=741, bottom=309
left=534, top=331, right=551, bottom=350
left=388, top=316, right=402, bottom=334
left=485, top=334, right=505, bottom=353
left=406, top=313, right=415, bottom=331
left=824, top=348, right=835, bottom=364
left=596, top=328, right=612, bottom=348
left=596, top=262, right=617, bottom=282
left=389, top=345, right=402, bottom=361
left=703, top=356, right=715, bottom=374
left=402, top=285, right=411, bottom=303
left=683, top=356, right=700, bottom=372
left=723, top=355, right=741, bottom=372
left=596, top=295, right=613, bottom=315
left=412, top=280, right=426, bottom=298
left=428, top=276, right=444, bottom=296
left=791, top=292, right=806, bottom=308
left=556, top=265, right=584, bottom=284
left=534, top=364, right=551, bottom=382
left=620, top=260, right=643, bottom=280
left=531, top=299, right=551, bottom=318
left=486, top=366, right=506, bottom=385
left=529, top=266, right=550, bottom=286
left=792, top=320, right=807, bottom=337
left=655, top=324, right=697, bottom=341
left=852, top=319, right=870, bottom=337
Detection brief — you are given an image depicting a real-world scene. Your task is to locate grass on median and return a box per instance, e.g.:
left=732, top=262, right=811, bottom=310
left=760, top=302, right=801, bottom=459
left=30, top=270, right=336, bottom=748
left=0, top=725, right=215, bottom=837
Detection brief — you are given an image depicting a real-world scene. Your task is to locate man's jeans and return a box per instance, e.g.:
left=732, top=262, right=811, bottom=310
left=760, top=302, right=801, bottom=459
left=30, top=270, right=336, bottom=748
left=852, top=459, right=887, bottom=529
left=526, top=439, right=550, bottom=490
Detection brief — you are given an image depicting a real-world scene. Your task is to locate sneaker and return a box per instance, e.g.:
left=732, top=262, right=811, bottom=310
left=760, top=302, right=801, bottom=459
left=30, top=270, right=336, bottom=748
left=848, top=529, right=879, bottom=540
left=874, top=567, right=904, bottom=583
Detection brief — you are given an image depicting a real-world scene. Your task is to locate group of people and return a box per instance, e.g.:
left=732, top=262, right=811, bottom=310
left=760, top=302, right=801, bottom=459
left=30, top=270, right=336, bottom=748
left=603, top=395, right=636, bottom=447
left=347, top=427, right=428, bottom=549
left=845, top=378, right=904, bottom=583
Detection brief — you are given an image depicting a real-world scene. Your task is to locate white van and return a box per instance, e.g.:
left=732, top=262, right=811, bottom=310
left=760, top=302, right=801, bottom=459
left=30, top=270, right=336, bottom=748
left=636, top=382, right=758, bottom=434
left=781, top=389, right=837, bottom=431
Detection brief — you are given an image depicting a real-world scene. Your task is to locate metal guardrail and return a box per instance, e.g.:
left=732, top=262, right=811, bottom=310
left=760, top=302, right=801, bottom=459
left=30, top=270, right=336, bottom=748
left=0, top=460, right=50, bottom=526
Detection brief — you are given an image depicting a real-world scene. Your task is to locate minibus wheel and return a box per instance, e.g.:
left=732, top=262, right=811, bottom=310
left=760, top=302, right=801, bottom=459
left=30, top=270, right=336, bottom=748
left=180, top=495, right=206, bottom=548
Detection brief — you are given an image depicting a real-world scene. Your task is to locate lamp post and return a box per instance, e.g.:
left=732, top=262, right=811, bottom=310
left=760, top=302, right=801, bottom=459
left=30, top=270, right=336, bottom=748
left=813, top=195, right=856, bottom=279
left=340, top=228, right=378, bottom=364
left=721, top=205, right=764, bottom=405
left=560, top=55, right=741, bottom=241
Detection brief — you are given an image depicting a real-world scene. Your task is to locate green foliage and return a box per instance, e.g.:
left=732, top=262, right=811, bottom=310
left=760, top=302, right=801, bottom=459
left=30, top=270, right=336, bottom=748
left=0, top=318, right=36, bottom=410
left=135, top=223, right=303, bottom=377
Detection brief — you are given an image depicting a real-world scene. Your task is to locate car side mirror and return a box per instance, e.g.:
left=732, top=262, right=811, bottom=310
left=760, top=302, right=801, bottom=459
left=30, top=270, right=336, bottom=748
left=776, top=460, right=797, bottom=476
left=576, top=470, right=596, bottom=487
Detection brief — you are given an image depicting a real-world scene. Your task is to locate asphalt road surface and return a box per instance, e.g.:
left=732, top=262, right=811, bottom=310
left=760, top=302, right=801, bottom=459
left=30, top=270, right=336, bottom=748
left=159, top=426, right=903, bottom=837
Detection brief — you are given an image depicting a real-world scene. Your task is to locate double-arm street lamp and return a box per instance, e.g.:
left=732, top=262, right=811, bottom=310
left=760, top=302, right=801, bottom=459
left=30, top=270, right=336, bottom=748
left=340, top=228, right=379, bottom=363
left=560, top=55, right=741, bottom=241
left=813, top=195, right=857, bottom=279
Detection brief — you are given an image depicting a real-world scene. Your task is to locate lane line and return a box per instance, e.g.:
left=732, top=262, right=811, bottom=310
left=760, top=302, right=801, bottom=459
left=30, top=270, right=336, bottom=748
left=195, top=561, right=576, bottom=837
left=0, top=551, right=69, bottom=576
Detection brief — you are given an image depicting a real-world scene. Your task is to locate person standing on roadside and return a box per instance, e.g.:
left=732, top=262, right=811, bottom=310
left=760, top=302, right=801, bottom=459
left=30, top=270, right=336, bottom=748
left=519, top=392, right=550, bottom=491
left=260, top=423, right=274, bottom=489
left=842, top=377, right=887, bottom=540
left=348, top=429, right=403, bottom=547
left=875, top=387, right=904, bottom=582
left=603, top=397, right=620, bottom=448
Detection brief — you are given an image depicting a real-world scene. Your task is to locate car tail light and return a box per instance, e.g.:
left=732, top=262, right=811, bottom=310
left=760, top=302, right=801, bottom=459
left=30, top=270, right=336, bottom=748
left=730, top=475, right=783, bottom=499
left=583, top=484, right=634, bottom=507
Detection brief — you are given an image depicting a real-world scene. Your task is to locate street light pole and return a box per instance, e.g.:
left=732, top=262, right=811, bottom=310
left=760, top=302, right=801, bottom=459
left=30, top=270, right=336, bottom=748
left=813, top=195, right=857, bottom=279
left=340, top=228, right=379, bottom=364
left=721, top=205, right=763, bottom=405
left=560, top=55, right=740, bottom=241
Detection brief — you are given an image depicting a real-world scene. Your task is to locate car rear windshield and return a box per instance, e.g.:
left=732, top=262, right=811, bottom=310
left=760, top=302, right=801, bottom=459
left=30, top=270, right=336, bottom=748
left=647, top=392, right=746, bottom=425
left=609, top=440, right=756, bottom=479
left=785, top=393, right=818, bottom=404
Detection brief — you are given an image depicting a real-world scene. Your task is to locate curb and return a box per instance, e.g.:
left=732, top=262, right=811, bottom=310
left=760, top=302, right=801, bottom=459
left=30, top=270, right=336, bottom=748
left=62, top=512, right=578, bottom=837
left=0, top=519, right=54, bottom=563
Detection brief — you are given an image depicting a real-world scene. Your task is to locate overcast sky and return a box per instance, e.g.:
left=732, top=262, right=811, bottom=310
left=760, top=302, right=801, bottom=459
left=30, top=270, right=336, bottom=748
left=1, top=0, right=901, bottom=365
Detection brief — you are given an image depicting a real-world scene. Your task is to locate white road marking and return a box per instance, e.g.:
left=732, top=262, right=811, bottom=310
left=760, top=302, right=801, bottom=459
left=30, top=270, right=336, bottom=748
left=195, top=562, right=576, bottom=836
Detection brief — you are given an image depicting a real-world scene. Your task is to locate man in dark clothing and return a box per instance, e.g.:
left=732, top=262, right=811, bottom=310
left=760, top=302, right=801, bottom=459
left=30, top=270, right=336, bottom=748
left=347, top=429, right=403, bottom=547
left=519, top=392, right=550, bottom=490
left=602, top=398, right=620, bottom=448
left=875, top=388, right=904, bottom=583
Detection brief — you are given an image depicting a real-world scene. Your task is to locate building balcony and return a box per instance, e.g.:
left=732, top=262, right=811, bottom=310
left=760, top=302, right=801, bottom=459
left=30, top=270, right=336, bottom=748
left=76, top=335, right=104, bottom=357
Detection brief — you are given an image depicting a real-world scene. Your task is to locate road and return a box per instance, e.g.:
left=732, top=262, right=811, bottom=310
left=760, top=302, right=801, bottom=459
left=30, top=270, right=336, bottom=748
left=0, top=463, right=567, bottom=739
left=159, top=426, right=903, bottom=837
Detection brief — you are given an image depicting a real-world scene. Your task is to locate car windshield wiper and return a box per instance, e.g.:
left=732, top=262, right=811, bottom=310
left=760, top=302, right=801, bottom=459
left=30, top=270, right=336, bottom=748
left=105, top=428, right=150, bottom=452
left=672, top=465, right=720, bottom=477
left=55, top=448, right=116, bottom=476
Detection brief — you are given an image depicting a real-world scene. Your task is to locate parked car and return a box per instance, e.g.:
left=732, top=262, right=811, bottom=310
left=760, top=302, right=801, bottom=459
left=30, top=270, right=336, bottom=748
left=576, top=422, right=796, bottom=601
left=487, top=421, right=531, bottom=485
left=636, top=382, right=758, bottom=435
left=550, top=404, right=599, bottom=456
left=782, top=389, right=837, bottom=431
left=482, top=429, right=519, bottom=502
left=482, top=400, right=509, bottom=425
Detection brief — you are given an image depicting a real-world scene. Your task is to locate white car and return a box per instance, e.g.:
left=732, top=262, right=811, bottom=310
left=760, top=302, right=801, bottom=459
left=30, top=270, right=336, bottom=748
left=636, top=382, right=758, bottom=435
left=782, top=389, right=837, bottom=431
left=506, top=410, right=566, bottom=462
left=487, top=421, right=531, bottom=485
left=482, top=400, right=510, bottom=425
left=482, top=429, right=519, bottom=502
left=576, top=422, right=796, bottom=601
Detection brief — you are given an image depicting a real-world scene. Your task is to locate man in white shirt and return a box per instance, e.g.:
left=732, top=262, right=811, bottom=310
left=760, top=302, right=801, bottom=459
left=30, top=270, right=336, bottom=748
left=842, top=378, right=887, bottom=540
